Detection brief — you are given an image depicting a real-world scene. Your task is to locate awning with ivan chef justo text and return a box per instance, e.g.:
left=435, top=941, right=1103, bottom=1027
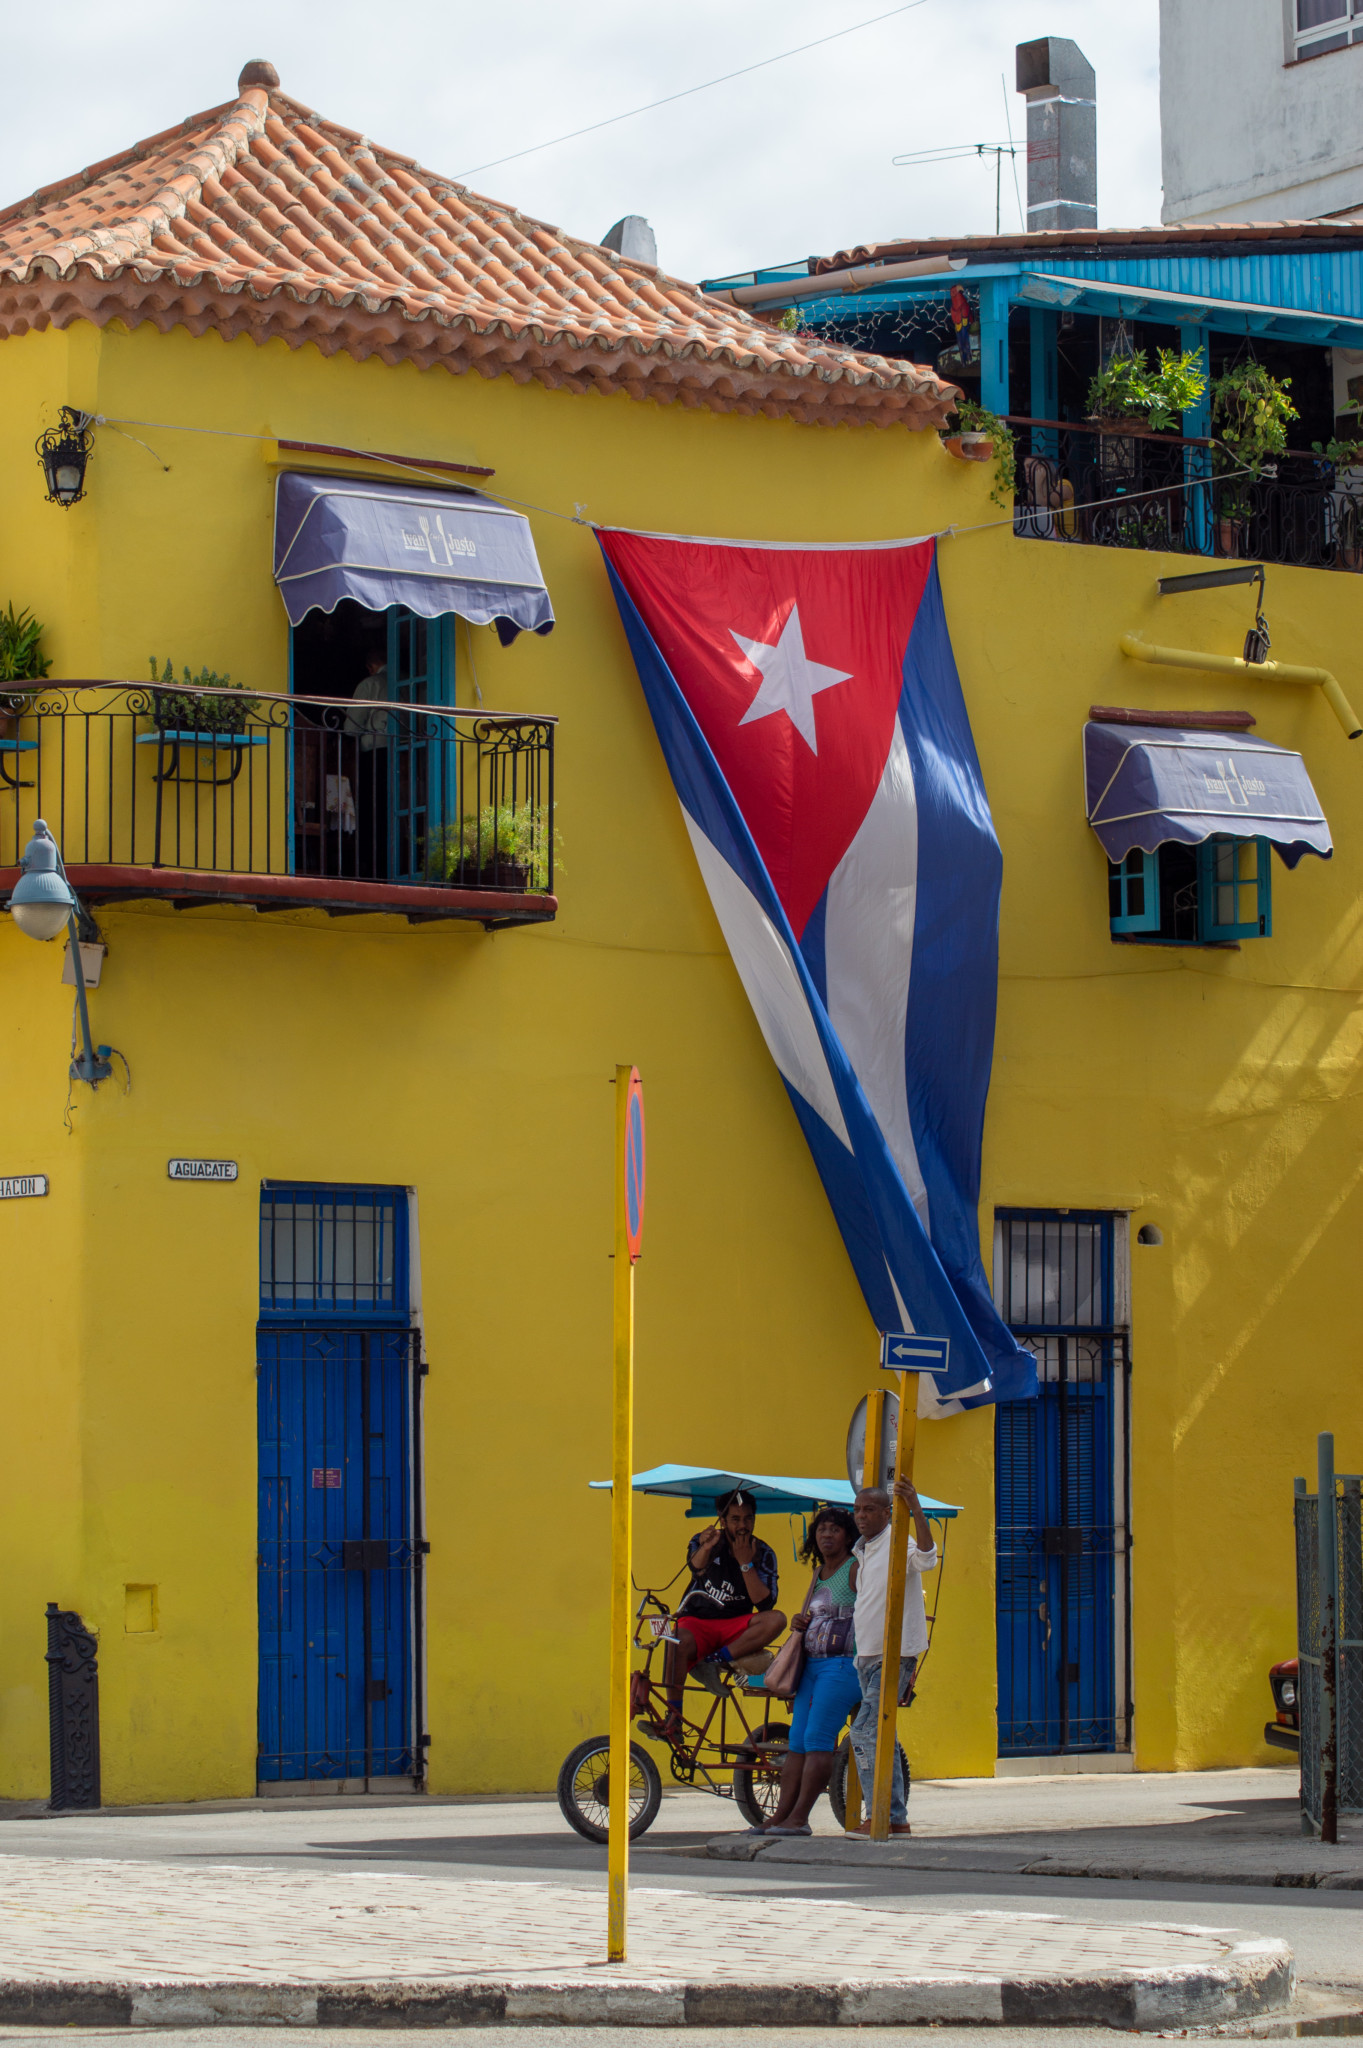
left=272, top=474, right=555, bottom=642
left=1084, top=721, right=1332, bottom=868
left=598, top=527, right=1035, bottom=1417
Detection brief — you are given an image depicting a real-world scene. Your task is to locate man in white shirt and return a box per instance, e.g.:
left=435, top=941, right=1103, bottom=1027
left=848, top=1479, right=937, bottom=1835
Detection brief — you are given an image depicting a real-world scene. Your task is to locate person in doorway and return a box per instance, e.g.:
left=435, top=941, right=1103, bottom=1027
left=661, top=1489, right=784, bottom=1740
left=750, top=1505, right=861, bottom=1836
left=847, top=1479, right=937, bottom=1835
left=344, top=643, right=391, bottom=878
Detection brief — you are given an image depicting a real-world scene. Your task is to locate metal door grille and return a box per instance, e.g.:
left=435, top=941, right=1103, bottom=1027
left=257, top=1324, right=425, bottom=1786
left=1297, top=1444, right=1363, bottom=1835
left=994, top=1211, right=1131, bottom=1757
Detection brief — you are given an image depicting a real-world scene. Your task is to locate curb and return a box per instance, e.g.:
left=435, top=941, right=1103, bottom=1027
left=0, top=1939, right=1293, bottom=2030
left=700, top=1835, right=1363, bottom=1891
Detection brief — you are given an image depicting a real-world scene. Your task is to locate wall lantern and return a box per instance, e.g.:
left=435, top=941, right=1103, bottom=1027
left=36, top=407, right=95, bottom=507
left=7, top=820, right=112, bottom=1083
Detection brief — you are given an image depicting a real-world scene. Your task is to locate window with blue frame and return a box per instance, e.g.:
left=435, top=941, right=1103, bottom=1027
left=259, top=1183, right=409, bottom=1321
left=1107, top=836, right=1271, bottom=946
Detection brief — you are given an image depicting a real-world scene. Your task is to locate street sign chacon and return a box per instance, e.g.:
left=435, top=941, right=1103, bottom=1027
left=879, top=1332, right=950, bottom=1374
left=0, top=1174, right=48, bottom=1200
left=167, top=1158, right=239, bottom=1182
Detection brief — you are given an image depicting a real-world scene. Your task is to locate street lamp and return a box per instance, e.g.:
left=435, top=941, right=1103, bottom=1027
left=7, top=821, right=112, bottom=1084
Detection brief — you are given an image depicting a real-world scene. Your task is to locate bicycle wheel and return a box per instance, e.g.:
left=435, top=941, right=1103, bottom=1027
left=556, top=1736, right=663, bottom=1844
left=829, top=1735, right=909, bottom=1828
left=732, top=1719, right=790, bottom=1828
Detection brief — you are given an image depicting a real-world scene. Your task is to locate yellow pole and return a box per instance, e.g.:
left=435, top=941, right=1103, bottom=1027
left=869, top=1369, right=918, bottom=1842
left=608, top=1065, right=634, bottom=1961
left=844, top=1388, right=885, bottom=1835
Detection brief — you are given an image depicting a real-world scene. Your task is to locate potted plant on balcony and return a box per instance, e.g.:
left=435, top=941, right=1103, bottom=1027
left=938, top=401, right=1016, bottom=507
left=147, top=656, right=250, bottom=736
left=1210, top=363, right=1297, bottom=557
left=1311, top=426, right=1363, bottom=570
left=0, top=603, right=51, bottom=736
left=433, top=804, right=559, bottom=893
left=1086, top=346, right=1206, bottom=433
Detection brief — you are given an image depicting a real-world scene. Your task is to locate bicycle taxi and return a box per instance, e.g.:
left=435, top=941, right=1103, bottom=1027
left=556, top=1463, right=959, bottom=1843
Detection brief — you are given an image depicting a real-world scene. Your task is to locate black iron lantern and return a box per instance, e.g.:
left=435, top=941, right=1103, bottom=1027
left=36, top=407, right=94, bottom=507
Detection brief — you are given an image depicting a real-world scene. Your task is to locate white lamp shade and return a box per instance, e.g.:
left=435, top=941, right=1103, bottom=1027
left=10, top=898, right=72, bottom=941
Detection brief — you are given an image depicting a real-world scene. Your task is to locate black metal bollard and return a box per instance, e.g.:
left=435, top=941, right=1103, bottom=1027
left=45, top=1603, right=100, bottom=1810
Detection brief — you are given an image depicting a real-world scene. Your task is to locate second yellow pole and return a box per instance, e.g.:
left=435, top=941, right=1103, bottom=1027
left=869, top=1369, right=918, bottom=1842
left=607, top=1066, right=635, bottom=1961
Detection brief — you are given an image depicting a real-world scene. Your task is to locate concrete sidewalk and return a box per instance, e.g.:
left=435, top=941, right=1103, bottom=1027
left=693, top=1766, right=1363, bottom=1890
left=0, top=1853, right=1293, bottom=2030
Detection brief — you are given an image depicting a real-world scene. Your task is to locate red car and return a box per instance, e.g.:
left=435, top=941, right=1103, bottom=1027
left=1265, top=1657, right=1299, bottom=1752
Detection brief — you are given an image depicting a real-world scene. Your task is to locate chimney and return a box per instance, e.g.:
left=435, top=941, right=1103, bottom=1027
left=1015, top=37, right=1096, bottom=234
left=601, top=216, right=657, bottom=266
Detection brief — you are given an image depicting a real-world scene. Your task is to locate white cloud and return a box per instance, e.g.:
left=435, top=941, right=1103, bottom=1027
left=0, top=0, right=1160, bottom=283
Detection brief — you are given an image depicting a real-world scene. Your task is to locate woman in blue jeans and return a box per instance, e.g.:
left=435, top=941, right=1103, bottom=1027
left=753, top=1506, right=862, bottom=1835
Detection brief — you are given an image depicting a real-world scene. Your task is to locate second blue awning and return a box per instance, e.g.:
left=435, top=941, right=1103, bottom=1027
left=1084, top=722, right=1332, bottom=868
left=273, top=473, right=555, bottom=642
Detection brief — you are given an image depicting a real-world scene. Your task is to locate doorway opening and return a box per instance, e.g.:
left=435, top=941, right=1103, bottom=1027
left=290, top=601, right=456, bottom=883
left=256, top=1182, right=426, bottom=1791
left=993, top=1210, right=1132, bottom=1757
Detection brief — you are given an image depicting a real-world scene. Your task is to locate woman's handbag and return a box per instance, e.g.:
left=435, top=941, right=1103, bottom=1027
left=761, top=1571, right=820, bottom=1701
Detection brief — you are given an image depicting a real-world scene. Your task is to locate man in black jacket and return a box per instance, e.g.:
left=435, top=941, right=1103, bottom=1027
left=661, top=1489, right=785, bottom=1737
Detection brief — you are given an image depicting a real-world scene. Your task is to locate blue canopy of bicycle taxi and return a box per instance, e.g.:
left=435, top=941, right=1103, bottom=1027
left=589, top=1462, right=960, bottom=1520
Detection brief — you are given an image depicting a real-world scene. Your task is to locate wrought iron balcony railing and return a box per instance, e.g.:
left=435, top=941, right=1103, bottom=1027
left=0, top=685, right=556, bottom=926
left=1010, top=419, right=1363, bottom=574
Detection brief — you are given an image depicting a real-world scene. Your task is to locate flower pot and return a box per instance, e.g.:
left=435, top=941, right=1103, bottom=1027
left=1216, top=517, right=1244, bottom=559
left=942, top=433, right=994, bottom=462
left=459, top=856, right=531, bottom=892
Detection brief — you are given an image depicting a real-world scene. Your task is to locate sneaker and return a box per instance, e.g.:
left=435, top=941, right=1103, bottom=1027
left=766, top=1822, right=813, bottom=1837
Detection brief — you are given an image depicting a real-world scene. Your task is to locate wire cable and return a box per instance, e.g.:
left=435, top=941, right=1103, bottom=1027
left=454, top=0, right=929, bottom=179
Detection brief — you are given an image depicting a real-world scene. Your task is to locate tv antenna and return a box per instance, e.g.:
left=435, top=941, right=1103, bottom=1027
left=891, top=142, right=1021, bottom=235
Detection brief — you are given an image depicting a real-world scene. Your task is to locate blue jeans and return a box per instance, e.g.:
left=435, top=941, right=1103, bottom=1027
left=850, top=1657, right=916, bottom=1824
left=787, top=1654, right=862, bottom=1754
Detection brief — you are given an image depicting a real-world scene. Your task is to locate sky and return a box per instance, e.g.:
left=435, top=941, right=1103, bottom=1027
left=0, top=0, right=1161, bottom=283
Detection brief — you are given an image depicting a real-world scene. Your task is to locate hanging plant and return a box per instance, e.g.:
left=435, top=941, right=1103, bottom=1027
left=1211, top=363, right=1296, bottom=476
left=938, top=400, right=1016, bottom=506
left=1086, top=348, right=1206, bottom=432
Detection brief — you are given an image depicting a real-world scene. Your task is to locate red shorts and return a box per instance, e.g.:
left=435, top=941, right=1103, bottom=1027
left=675, top=1614, right=753, bottom=1658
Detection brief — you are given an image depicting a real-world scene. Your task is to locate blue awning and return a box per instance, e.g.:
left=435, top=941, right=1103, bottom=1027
left=1084, top=722, right=1332, bottom=868
left=588, top=1462, right=961, bottom=1520
left=273, top=473, right=555, bottom=642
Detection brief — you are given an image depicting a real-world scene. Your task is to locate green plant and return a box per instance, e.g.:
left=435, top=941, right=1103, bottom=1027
left=1211, top=362, right=1296, bottom=478
left=0, top=603, right=51, bottom=684
left=431, top=803, right=561, bottom=893
left=1086, top=347, right=1206, bottom=432
left=1312, top=433, right=1363, bottom=469
left=778, top=307, right=801, bottom=333
left=939, top=400, right=1016, bottom=506
left=147, top=656, right=248, bottom=733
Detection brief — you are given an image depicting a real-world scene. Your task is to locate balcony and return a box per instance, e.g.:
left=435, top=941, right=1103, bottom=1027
left=1010, top=420, right=1363, bottom=573
left=0, top=686, right=557, bottom=928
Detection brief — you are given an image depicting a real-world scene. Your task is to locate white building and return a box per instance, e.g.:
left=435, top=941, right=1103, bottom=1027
left=1161, top=0, right=1363, bottom=222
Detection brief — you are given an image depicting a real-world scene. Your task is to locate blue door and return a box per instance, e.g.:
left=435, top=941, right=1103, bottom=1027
left=257, top=1186, right=424, bottom=1785
left=994, top=1212, right=1130, bottom=1756
left=386, top=609, right=456, bottom=883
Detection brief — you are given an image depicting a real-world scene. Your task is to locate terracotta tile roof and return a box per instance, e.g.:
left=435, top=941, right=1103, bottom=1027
left=814, top=218, right=1363, bottom=274
left=0, top=62, right=953, bottom=431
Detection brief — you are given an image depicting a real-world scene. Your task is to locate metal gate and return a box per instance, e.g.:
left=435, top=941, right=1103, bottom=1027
left=256, top=1184, right=424, bottom=1788
left=994, top=1212, right=1132, bottom=1756
left=1296, top=1432, right=1363, bottom=1839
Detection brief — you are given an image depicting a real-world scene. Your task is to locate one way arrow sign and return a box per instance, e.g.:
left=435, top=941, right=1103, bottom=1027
left=879, top=1332, right=950, bottom=1374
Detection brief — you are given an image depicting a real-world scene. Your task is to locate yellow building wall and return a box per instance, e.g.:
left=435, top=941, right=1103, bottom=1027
left=0, top=312, right=1358, bottom=1802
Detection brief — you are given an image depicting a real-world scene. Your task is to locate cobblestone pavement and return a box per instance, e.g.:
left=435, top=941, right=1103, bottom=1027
left=0, top=1856, right=1244, bottom=1987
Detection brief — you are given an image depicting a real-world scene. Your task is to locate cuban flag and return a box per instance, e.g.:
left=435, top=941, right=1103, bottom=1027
left=598, top=528, right=1034, bottom=1415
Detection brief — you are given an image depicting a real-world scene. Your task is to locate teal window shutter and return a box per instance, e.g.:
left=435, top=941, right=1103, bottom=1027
left=1197, top=835, right=1271, bottom=942
left=1108, top=848, right=1160, bottom=934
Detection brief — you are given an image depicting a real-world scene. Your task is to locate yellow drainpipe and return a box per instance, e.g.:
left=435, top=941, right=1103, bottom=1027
left=1120, top=632, right=1363, bottom=741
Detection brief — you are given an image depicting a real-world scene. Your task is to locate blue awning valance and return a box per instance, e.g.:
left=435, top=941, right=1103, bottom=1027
left=273, top=473, right=555, bottom=641
left=1084, top=721, right=1332, bottom=868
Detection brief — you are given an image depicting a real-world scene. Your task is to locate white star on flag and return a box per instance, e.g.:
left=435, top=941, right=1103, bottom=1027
left=730, top=604, right=853, bottom=754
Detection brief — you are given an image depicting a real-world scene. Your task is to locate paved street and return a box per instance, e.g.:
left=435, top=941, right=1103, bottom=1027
left=0, top=1765, right=1356, bottom=2030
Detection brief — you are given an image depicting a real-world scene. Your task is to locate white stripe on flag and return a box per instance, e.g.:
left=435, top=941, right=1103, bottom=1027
left=682, top=812, right=853, bottom=1151
left=824, top=719, right=930, bottom=1228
